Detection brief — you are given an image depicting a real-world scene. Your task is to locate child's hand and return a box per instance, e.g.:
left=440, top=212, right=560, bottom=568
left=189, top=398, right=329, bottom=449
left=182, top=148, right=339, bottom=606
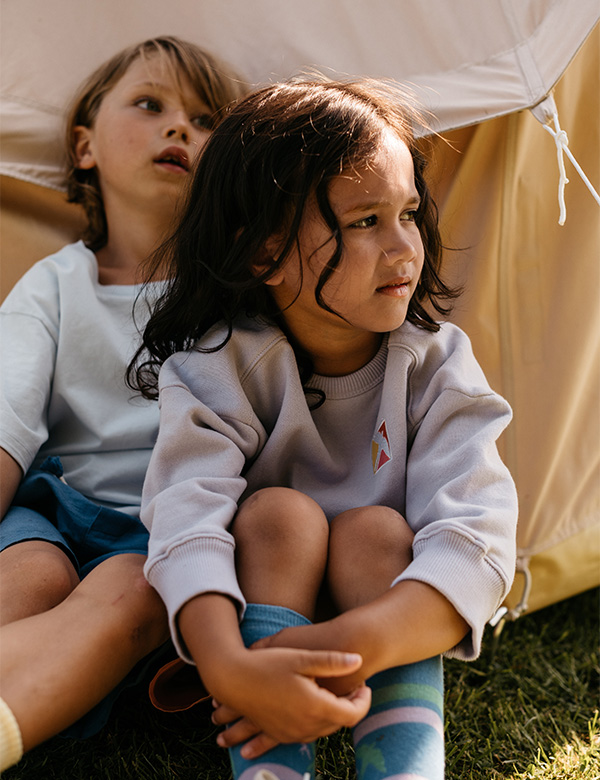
left=213, top=680, right=370, bottom=759
left=209, top=646, right=371, bottom=755
left=252, top=622, right=367, bottom=696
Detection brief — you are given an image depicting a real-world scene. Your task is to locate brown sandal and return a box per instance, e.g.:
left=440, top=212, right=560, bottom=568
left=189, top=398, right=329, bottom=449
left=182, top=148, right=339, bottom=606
left=148, top=657, right=211, bottom=712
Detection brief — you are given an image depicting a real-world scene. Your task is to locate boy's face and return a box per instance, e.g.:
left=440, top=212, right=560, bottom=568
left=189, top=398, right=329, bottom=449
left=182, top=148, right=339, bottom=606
left=266, top=131, right=425, bottom=375
left=73, top=54, right=212, bottom=221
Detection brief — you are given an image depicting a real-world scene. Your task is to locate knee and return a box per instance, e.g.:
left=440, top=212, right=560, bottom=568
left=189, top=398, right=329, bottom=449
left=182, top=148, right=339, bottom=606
left=233, top=487, right=329, bottom=554
left=81, top=555, right=168, bottom=652
left=330, top=505, right=414, bottom=561
left=125, top=574, right=169, bottom=651
left=327, top=506, right=414, bottom=611
left=0, top=542, right=80, bottom=619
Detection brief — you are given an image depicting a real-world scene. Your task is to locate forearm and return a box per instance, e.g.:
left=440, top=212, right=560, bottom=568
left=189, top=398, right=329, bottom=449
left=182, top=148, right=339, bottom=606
left=261, top=579, right=469, bottom=689
left=330, top=579, right=469, bottom=676
left=177, top=593, right=246, bottom=701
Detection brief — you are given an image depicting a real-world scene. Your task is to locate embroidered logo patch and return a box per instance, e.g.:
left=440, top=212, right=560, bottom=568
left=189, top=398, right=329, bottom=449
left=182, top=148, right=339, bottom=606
left=372, top=419, right=392, bottom=474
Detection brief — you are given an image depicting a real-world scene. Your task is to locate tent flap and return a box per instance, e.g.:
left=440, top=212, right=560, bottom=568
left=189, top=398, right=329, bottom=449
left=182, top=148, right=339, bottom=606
left=1, top=0, right=598, bottom=189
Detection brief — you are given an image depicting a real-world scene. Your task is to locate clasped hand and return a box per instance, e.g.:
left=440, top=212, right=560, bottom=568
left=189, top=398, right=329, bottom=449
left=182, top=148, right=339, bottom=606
left=211, top=643, right=371, bottom=760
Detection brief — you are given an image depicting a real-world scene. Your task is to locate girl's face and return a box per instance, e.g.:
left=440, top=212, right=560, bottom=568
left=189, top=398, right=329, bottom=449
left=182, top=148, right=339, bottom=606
left=74, top=54, right=213, bottom=222
left=266, top=130, right=425, bottom=376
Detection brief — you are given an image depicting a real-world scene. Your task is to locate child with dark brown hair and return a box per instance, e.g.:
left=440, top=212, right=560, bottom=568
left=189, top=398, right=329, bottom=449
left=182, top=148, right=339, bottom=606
left=132, top=77, right=518, bottom=780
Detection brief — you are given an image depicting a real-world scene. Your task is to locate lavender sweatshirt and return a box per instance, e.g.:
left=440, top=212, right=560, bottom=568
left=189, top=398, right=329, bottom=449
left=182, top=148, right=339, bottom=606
left=141, top=316, right=518, bottom=661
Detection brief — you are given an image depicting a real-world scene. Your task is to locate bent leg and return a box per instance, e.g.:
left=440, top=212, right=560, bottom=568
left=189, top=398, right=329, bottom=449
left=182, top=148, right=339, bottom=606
left=326, top=505, right=413, bottom=613
left=353, top=657, right=444, bottom=780
left=0, top=541, right=80, bottom=624
left=233, top=487, right=329, bottom=619
left=228, top=488, right=330, bottom=780
left=327, top=507, right=444, bottom=780
left=0, top=553, right=168, bottom=752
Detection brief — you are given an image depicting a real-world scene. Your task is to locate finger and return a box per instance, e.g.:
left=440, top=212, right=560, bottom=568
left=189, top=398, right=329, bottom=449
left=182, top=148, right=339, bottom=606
left=212, top=702, right=243, bottom=726
left=239, top=732, right=283, bottom=760
left=325, top=686, right=372, bottom=728
left=345, top=683, right=372, bottom=706
left=296, top=650, right=363, bottom=678
left=216, top=717, right=261, bottom=749
left=343, top=683, right=372, bottom=720
left=250, top=635, right=273, bottom=650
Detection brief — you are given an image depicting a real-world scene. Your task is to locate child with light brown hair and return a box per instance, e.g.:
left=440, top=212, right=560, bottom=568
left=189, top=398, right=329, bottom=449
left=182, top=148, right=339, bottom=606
left=0, top=35, right=245, bottom=771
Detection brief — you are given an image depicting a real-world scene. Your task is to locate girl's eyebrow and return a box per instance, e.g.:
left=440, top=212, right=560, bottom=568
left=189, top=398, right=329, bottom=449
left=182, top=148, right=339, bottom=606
left=342, top=194, right=421, bottom=215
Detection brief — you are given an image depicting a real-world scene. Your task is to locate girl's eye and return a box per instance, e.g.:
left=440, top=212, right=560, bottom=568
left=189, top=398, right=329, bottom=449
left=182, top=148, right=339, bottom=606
left=400, top=210, right=418, bottom=222
left=192, top=113, right=214, bottom=130
left=350, top=215, right=378, bottom=229
left=136, top=98, right=161, bottom=113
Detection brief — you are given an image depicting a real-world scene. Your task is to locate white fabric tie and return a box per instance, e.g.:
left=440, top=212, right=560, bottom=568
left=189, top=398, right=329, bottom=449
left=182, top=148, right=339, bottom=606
left=534, top=96, right=600, bottom=225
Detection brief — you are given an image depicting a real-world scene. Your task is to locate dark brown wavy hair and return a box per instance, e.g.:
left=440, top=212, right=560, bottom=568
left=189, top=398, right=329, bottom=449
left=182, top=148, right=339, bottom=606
left=130, top=77, right=459, bottom=400
left=65, top=36, right=246, bottom=251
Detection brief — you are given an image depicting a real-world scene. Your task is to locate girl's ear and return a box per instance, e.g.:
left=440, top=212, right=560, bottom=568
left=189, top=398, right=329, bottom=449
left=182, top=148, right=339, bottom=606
left=73, top=126, right=96, bottom=170
left=251, top=236, right=286, bottom=287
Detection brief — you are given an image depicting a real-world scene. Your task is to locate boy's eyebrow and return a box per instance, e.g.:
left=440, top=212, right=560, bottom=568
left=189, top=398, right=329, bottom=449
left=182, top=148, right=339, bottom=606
left=129, top=80, right=170, bottom=91
left=127, top=80, right=211, bottom=110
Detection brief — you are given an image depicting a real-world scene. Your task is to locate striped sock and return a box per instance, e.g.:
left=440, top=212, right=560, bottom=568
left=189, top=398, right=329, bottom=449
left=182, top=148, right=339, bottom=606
left=228, top=604, right=316, bottom=780
left=352, top=656, right=445, bottom=780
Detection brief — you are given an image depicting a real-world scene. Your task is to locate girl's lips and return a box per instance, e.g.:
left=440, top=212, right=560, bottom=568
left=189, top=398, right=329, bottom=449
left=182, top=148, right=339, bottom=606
left=376, top=278, right=411, bottom=297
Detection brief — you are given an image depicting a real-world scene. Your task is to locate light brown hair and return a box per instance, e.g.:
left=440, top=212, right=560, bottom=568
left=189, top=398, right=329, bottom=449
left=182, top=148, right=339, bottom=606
left=65, top=36, right=246, bottom=251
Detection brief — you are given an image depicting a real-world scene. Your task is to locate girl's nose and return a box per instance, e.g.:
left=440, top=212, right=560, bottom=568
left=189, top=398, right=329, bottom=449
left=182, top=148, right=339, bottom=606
left=383, top=227, right=419, bottom=265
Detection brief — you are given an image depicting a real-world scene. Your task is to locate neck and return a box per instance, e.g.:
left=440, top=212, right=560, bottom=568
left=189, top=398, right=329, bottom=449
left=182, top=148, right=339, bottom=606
left=283, top=318, right=383, bottom=376
left=94, top=205, right=173, bottom=285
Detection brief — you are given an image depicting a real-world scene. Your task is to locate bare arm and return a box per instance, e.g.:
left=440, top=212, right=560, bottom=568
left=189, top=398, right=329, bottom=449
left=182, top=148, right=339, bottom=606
left=177, top=593, right=371, bottom=749
left=254, top=579, right=469, bottom=693
left=0, top=448, right=23, bottom=520
left=214, top=580, right=466, bottom=756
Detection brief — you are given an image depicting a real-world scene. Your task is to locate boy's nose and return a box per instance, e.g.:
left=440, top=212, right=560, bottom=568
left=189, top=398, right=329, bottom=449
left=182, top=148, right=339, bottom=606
left=166, top=126, right=189, bottom=143
left=164, top=112, right=192, bottom=143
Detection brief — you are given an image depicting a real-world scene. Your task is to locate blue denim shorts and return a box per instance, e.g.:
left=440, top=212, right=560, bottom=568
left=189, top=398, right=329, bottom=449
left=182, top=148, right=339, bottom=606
left=0, top=456, right=149, bottom=578
left=0, top=456, right=157, bottom=738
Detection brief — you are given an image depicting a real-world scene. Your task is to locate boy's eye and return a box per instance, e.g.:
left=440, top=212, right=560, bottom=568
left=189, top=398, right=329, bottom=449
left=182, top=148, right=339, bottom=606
left=350, top=215, right=378, bottom=229
left=136, top=98, right=161, bottom=113
left=192, top=113, right=214, bottom=130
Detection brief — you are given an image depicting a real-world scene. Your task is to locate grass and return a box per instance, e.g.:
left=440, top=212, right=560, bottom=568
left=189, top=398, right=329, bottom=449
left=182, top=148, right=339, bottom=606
left=5, top=587, right=599, bottom=779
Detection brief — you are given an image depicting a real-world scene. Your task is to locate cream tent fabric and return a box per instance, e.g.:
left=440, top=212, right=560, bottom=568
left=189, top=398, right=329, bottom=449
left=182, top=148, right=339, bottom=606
left=1, top=1, right=599, bottom=618
left=1, top=0, right=598, bottom=187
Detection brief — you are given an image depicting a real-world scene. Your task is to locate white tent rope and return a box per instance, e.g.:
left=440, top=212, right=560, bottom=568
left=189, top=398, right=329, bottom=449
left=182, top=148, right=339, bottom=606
left=541, top=110, right=600, bottom=225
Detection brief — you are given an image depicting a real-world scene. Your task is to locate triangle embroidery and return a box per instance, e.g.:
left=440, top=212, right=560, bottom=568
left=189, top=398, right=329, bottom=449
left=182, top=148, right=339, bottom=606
left=372, top=419, right=392, bottom=474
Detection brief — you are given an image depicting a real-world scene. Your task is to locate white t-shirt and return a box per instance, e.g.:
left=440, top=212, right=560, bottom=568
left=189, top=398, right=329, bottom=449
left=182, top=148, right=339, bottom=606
left=0, top=241, right=161, bottom=514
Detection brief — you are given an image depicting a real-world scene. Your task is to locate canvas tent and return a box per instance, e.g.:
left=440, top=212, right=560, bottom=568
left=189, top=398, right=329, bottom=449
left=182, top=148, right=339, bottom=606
left=1, top=0, right=599, bottom=622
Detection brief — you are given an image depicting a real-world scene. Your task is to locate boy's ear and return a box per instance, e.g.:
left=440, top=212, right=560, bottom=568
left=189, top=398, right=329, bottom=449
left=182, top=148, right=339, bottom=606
left=72, top=126, right=96, bottom=170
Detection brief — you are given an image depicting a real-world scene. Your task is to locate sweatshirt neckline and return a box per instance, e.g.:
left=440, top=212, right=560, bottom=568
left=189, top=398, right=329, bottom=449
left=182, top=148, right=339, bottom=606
left=306, top=335, right=389, bottom=400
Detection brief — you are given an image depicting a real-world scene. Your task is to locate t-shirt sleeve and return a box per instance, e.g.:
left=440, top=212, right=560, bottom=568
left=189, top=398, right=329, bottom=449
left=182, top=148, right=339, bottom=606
left=0, top=266, right=59, bottom=471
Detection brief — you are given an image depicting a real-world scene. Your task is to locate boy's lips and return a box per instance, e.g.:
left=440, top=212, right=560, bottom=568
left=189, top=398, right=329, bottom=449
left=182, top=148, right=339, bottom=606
left=154, top=146, right=190, bottom=173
